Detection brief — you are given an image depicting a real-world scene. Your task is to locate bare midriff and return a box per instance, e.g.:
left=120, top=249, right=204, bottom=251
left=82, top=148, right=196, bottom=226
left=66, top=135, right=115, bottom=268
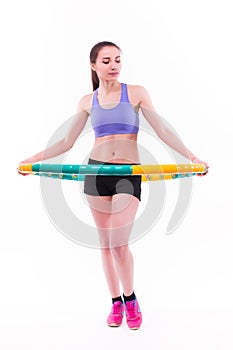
left=89, top=133, right=140, bottom=164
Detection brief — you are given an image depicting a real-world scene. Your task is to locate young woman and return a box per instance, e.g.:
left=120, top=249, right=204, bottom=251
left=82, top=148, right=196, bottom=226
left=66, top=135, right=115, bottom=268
left=18, top=41, right=209, bottom=330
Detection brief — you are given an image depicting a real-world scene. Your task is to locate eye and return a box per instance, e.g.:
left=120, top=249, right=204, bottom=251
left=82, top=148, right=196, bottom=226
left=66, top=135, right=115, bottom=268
left=102, top=61, right=110, bottom=64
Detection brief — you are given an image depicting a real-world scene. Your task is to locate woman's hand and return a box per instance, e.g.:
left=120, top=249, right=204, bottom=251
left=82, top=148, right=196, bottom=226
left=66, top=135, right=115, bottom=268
left=17, top=168, right=30, bottom=176
left=192, top=157, right=209, bottom=176
left=17, top=159, right=34, bottom=176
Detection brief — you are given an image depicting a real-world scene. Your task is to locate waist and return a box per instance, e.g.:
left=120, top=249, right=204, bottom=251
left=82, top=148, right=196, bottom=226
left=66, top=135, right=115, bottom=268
left=88, top=158, right=140, bottom=165
left=90, top=133, right=140, bottom=163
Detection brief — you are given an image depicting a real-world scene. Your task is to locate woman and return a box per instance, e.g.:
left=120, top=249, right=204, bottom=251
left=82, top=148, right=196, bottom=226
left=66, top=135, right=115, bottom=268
left=18, top=41, right=209, bottom=330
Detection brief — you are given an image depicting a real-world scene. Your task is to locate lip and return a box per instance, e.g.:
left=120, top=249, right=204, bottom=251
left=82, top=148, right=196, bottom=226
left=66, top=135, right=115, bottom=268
left=108, top=72, right=119, bottom=76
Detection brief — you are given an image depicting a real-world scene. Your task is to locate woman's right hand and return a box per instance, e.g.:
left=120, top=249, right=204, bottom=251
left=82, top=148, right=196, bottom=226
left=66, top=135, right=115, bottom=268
left=17, top=168, right=30, bottom=176
left=17, top=159, right=34, bottom=176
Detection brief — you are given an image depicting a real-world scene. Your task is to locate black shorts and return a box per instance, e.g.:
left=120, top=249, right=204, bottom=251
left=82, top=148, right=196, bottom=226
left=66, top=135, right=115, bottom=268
left=84, top=159, right=141, bottom=201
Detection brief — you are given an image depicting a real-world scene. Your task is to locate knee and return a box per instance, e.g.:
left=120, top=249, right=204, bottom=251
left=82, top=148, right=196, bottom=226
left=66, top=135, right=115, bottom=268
left=101, top=247, right=111, bottom=255
left=111, top=245, right=129, bottom=260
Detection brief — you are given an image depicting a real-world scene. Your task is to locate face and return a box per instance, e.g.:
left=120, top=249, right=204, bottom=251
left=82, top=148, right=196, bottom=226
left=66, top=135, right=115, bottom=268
left=91, top=46, right=122, bottom=82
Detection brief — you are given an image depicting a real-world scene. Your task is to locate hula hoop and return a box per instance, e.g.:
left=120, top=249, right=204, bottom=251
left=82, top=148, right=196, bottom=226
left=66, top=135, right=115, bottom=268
left=18, top=163, right=206, bottom=181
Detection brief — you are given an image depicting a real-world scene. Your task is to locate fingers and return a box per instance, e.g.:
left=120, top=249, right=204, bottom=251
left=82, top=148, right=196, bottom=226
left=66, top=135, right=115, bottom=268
left=17, top=169, right=29, bottom=176
left=192, top=157, right=209, bottom=176
left=17, top=162, right=30, bottom=176
left=196, top=167, right=209, bottom=176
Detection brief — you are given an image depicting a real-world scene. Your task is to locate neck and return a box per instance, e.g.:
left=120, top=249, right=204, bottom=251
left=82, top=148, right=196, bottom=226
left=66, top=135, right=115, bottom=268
left=98, top=80, right=121, bottom=95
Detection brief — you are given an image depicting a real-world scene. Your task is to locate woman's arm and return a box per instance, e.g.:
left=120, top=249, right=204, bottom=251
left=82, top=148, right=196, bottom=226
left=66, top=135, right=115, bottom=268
left=137, top=86, right=209, bottom=172
left=19, top=97, right=89, bottom=164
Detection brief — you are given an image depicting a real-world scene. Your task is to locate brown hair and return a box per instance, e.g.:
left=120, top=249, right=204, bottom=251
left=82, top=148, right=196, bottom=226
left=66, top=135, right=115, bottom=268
left=90, top=41, right=121, bottom=91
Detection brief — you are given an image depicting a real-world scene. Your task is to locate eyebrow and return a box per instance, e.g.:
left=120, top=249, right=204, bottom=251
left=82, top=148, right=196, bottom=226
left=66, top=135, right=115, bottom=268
left=102, top=56, right=121, bottom=60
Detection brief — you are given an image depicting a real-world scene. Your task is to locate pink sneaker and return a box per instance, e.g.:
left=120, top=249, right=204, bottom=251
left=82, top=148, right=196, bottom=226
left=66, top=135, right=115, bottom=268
left=125, top=299, right=142, bottom=330
left=107, top=301, right=124, bottom=327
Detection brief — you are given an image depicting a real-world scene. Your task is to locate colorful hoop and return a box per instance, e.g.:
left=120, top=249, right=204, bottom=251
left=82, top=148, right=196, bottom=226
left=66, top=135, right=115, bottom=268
left=18, top=163, right=206, bottom=181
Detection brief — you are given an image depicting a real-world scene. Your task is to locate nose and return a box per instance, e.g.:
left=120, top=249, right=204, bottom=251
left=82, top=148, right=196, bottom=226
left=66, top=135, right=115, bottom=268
left=110, top=61, right=117, bottom=70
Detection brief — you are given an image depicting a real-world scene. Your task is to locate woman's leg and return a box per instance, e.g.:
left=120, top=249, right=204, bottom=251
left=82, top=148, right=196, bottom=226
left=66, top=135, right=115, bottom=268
left=86, top=193, right=142, bottom=329
left=110, top=194, right=142, bottom=330
left=110, top=194, right=140, bottom=296
left=85, top=195, right=121, bottom=298
left=86, top=193, right=140, bottom=297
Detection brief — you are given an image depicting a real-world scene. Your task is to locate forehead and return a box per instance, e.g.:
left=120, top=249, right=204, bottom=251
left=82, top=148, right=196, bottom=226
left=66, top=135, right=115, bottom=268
left=98, top=46, right=121, bottom=59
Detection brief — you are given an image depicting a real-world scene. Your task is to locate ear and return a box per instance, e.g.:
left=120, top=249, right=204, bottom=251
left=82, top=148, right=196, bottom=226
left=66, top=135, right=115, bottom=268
left=90, top=63, right=96, bottom=71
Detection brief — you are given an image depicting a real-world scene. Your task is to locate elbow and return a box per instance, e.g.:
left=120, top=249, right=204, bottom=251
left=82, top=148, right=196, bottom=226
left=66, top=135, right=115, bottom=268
left=63, top=138, right=74, bottom=152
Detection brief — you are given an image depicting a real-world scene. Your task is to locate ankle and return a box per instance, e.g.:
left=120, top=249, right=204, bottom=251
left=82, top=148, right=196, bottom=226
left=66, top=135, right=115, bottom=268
left=123, top=291, right=136, bottom=303
left=112, top=295, right=123, bottom=304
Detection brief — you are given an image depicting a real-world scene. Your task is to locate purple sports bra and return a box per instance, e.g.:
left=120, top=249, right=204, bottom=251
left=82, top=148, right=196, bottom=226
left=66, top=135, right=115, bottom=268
left=90, top=83, right=139, bottom=138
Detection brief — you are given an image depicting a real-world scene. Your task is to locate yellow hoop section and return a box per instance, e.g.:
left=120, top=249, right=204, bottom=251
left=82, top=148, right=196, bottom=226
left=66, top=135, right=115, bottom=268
left=19, top=164, right=33, bottom=172
left=132, top=164, right=205, bottom=175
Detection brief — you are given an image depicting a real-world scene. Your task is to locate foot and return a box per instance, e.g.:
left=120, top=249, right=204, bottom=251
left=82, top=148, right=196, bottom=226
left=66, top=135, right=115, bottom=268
left=107, top=301, right=124, bottom=327
left=124, top=299, right=142, bottom=330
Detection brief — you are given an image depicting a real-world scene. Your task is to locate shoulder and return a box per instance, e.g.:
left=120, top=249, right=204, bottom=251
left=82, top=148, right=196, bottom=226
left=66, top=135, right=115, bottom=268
left=77, top=91, right=95, bottom=114
left=127, top=84, right=147, bottom=94
left=126, top=84, right=152, bottom=106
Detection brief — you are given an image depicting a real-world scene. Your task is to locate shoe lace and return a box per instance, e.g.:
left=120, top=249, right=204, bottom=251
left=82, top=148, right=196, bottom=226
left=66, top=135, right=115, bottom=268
left=112, top=302, right=122, bottom=315
left=126, top=300, right=137, bottom=318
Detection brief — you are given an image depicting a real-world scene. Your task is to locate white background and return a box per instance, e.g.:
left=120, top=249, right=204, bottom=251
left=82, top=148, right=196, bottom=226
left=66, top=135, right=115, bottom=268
left=1, top=0, right=233, bottom=349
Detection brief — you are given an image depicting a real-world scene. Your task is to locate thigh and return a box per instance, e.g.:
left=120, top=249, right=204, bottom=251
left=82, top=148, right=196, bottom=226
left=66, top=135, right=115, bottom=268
left=85, top=194, right=112, bottom=248
left=111, top=194, right=140, bottom=247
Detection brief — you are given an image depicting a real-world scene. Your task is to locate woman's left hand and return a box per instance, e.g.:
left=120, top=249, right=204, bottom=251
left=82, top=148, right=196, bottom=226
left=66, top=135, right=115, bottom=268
left=192, top=157, right=209, bottom=176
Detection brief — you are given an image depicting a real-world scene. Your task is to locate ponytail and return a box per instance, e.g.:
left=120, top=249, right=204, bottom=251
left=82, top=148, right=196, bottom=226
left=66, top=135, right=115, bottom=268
left=91, top=70, right=99, bottom=91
